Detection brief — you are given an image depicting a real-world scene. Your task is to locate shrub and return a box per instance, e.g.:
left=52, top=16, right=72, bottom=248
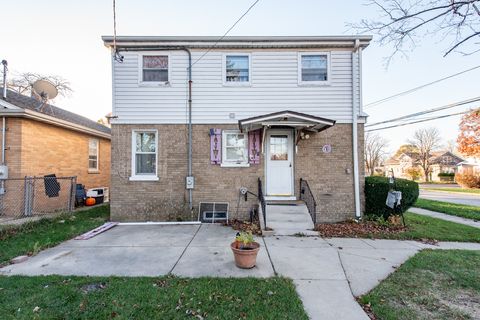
left=455, top=173, right=480, bottom=188
left=365, top=176, right=419, bottom=219
left=438, top=172, right=455, bottom=177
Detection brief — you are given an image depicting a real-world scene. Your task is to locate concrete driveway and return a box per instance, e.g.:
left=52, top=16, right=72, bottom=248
left=2, top=224, right=480, bottom=320
left=420, top=189, right=480, bottom=206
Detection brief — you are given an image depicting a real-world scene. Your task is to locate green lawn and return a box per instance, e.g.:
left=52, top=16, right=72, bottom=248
left=0, top=275, right=307, bottom=320
left=383, top=213, right=480, bottom=243
left=0, top=205, right=109, bottom=265
left=414, top=198, right=480, bottom=220
left=424, top=187, right=480, bottom=195
left=360, top=250, right=480, bottom=320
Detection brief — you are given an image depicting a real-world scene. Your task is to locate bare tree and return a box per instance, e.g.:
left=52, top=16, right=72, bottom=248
left=446, top=139, right=458, bottom=153
left=350, top=0, right=480, bottom=62
left=365, top=132, right=389, bottom=176
left=408, top=127, right=442, bottom=181
left=7, top=72, right=73, bottom=98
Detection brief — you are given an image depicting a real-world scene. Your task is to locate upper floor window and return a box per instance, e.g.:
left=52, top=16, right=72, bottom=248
left=88, top=139, right=99, bottom=172
left=130, top=130, right=159, bottom=181
left=221, top=130, right=249, bottom=167
left=223, top=54, right=251, bottom=85
left=140, top=55, right=169, bottom=84
left=298, top=52, right=330, bottom=85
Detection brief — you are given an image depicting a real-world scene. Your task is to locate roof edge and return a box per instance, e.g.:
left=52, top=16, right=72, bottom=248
left=102, top=35, right=373, bottom=48
left=0, top=107, right=111, bottom=140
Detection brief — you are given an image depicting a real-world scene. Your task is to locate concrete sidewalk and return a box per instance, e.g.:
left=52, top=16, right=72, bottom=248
left=1, top=224, right=480, bottom=320
left=420, top=189, right=480, bottom=206
left=410, top=207, right=480, bottom=228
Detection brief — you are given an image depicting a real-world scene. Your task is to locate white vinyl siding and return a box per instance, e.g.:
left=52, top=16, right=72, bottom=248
left=113, top=49, right=360, bottom=124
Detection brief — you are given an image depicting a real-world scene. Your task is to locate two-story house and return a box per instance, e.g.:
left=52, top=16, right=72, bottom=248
left=102, top=36, right=371, bottom=225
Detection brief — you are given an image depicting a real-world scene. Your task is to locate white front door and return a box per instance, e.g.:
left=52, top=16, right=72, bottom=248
left=266, top=129, right=294, bottom=197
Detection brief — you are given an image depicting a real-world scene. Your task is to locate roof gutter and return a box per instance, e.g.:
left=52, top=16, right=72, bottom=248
left=109, top=45, right=194, bottom=211
left=102, top=36, right=372, bottom=50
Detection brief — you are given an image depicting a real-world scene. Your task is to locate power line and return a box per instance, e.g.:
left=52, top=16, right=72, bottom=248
left=365, top=96, right=480, bottom=127
left=366, top=109, right=472, bottom=132
left=191, top=0, right=261, bottom=67
left=364, top=64, right=480, bottom=109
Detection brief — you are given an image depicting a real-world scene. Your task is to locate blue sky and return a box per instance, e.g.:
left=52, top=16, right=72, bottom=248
left=1, top=0, right=479, bottom=154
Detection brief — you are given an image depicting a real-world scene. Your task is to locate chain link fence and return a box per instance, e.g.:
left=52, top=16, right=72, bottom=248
left=0, top=176, right=76, bottom=225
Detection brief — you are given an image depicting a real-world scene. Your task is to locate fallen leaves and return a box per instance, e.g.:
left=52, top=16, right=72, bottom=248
left=315, top=220, right=406, bottom=238
left=224, top=219, right=261, bottom=235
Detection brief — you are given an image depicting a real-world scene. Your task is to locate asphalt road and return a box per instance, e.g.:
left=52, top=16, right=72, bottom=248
left=419, top=189, right=480, bottom=207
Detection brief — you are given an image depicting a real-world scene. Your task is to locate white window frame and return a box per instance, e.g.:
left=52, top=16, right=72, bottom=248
left=221, top=130, right=250, bottom=167
left=297, top=52, right=331, bottom=86
left=88, top=138, right=99, bottom=172
left=130, top=129, right=159, bottom=181
left=222, top=53, right=252, bottom=86
left=138, top=53, right=171, bottom=87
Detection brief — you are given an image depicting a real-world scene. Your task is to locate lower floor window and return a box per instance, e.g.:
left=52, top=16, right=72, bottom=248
left=222, top=130, right=248, bottom=165
left=132, top=130, right=157, bottom=176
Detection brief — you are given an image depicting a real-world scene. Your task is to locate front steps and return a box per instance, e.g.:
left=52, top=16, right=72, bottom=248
left=260, top=201, right=317, bottom=236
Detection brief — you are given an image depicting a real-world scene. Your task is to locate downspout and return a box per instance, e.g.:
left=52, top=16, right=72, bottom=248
left=1, top=60, right=7, bottom=197
left=114, top=46, right=193, bottom=210
left=352, top=39, right=361, bottom=219
left=1, top=117, right=5, bottom=165
left=2, top=60, right=7, bottom=100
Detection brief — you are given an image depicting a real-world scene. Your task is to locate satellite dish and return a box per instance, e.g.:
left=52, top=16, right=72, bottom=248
left=32, top=80, right=58, bottom=100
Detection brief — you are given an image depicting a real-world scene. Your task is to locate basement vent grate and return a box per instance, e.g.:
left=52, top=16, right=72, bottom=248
left=198, top=202, right=229, bottom=223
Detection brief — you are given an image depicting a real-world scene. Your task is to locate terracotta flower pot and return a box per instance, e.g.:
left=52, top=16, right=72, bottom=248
left=230, top=241, right=260, bottom=269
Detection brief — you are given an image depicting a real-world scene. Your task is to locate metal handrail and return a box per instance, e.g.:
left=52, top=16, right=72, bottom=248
left=258, top=177, right=267, bottom=229
left=299, top=178, right=317, bottom=224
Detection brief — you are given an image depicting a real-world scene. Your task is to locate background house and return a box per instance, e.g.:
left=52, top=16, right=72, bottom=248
left=457, top=157, right=480, bottom=175
left=0, top=88, right=111, bottom=217
left=384, top=150, right=463, bottom=182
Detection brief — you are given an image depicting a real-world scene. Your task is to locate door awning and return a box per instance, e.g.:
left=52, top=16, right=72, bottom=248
left=238, top=110, right=336, bottom=132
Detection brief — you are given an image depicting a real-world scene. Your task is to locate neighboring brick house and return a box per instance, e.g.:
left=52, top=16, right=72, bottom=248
left=384, top=151, right=463, bottom=182
left=103, top=36, right=371, bottom=224
left=0, top=88, right=111, bottom=216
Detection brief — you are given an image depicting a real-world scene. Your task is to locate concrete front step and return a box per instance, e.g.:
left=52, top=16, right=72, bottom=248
left=263, top=203, right=315, bottom=236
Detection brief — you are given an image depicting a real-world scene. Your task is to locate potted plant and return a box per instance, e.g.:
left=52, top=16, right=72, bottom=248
left=230, top=231, right=260, bottom=269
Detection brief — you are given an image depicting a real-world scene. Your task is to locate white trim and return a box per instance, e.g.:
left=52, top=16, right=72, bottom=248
left=297, top=52, right=331, bottom=86
left=221, top=129, right=249, bottom=166
left=220, top=163, right=250, bottom=168
left=265, top=196, right=297, bottom=201
left=222, top=53, right=252, bottom=87
left=88, top=138, right=99, bottom=171
left=129, top=175, right=159, bottom=181
left=240, top=112, right=335, bottom=126
left=131, top=129, right=159, bottom=180
left=111, top=48, right=117, bottom=124
left=138, top=52, right=172, bottom=87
